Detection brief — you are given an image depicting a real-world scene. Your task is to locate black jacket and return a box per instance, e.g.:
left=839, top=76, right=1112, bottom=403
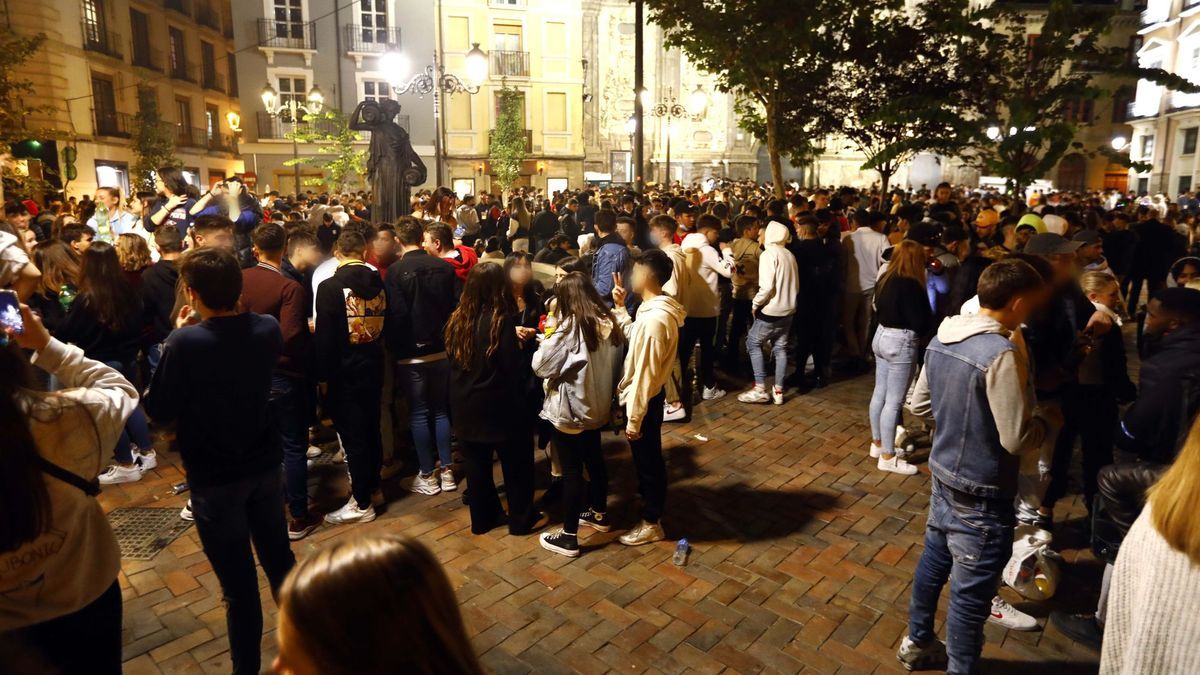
left=449, top=311, right=532, bottom=444
left=55, top=296, right=143, bottom=365
left=141, top=259, right=179, bottom=343
left=1131, top=219, right=1186, bottom=281
left=383, top=250, right=458, bottom=360
left=559, top=212, right=580, bottom=241
left=531, top=209, right=559, bottom=242
left=314, top=261, right=386, bottom=382
left=1025, top=282, right=1093, bottom=398
left=1118, top=322, right=1200, bottom=463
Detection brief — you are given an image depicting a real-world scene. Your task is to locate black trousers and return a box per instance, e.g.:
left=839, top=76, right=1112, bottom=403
left=715, top=281, right=734, bottom=355
left=329, top=374, right=383, bottom=507
left=555, top=428, right=609, bottom=535
left=725, top=298, right=753, bottom=365
left=1045, top=384, right=1118, bottom=512
left=795, top=300, right=837, bottom=378
left=13, top=579, right=122, bottom=675
left=461, top=433, right=536, bottom=535
left=192, top=468, right=296, bottom=675
left=629, top=389, right=668, bottom=524
left=679, top=316, right=718, bottom=404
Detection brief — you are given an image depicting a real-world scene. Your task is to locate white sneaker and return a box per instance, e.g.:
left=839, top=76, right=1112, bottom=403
left=324, top=498, right=376, bottom=525
left=870, top=443, right=883, bottom=458
left=771, top=386, right=784, bottom=405
left=878, top=455, right=919, bottom=475
left=618, top=520, right=665, bottom=546
left=179, top=499, right=194, bottom=521
left=702, top=386, right=726, bottom=401
left=305, top=445, right=323, bottom=459
left=411, top=472, right=441, bottom=495
left=988, top=596, right=1039, bottom=631
left=440, top=469, right=457, bottom=492
left=738, top=386, right=771, bottom=404
left=98, top=464, right=143, bottom=485
left=894, top=425, right=908, bottom=450
left=663, top=403, right=686, bottom=422
left=134, top=449, right=158, bottom=471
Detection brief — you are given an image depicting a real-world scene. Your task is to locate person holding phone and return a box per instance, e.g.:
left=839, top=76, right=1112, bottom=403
left=144, top=166, right=203, bottom=240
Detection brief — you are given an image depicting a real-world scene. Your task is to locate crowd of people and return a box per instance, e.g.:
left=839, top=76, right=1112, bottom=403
left=2, top=170, right=1200, bottom=674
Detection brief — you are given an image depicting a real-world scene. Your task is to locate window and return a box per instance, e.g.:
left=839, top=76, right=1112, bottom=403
left=1137, top=177, right=1150, bottom=195
left=446, top=17, right=470, bottom=51
left=452, top=178, right=475, bottom=200
left=169, top=27, right=186, bottom=74
left=546, top=23, right=565, bottom=55
left=363, top=80, right=392, bottom=102
left=176, top=97, right=192, bottom=127
left=361, top=0, right=388, bottom=44
left=274, top=0, right=304, bottom=39
left=201, top=41, right=217, bottom=84
left=205, top=105, right=219, bottom=141
left=494, top=90, right=525, bottom=125
left=92, top=74, right=118, bottom=134
left=1141, top=134, right=1156, bottom=160
left=1112, top=86, right=1132, bottom=123
left=228, top=53, right=239, bottom=96
left=1180, top=175, right=1193, bottom=195
left=130, top=10, right=151, bottom=66
left=545, top=92, right=567, bottom=132
left=1185, top=128, right=1198, bottom=155
left=493, top=24, right=522, bottom=51
left=1064, top=99, right=1094, bottom=124
left=82, top=0, right=106, bottom=45
left=277, top=76, right=307, bottom=120
left=95, top=161, right=129, bottom=197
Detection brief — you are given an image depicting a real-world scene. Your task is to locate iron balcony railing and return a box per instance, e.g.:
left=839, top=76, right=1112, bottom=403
left=176, top=126, right=212, bottom=148
left=488, top=129, right=533, bottom=152
left=490, top=50, right=530, bottom=78
left=344, top=24, right=401, bottom=53
left=208, top=133, right=234, bottom=152
left=132, top=44, right=163, bottom=71
left=82, top=23, right=123, bottom=60
left=258, top=18, right=316, bottom=50
left=202, top=71, right=226, bottom=93
left=164, top=0, right=192, bottom=17
left=93, top=109, right=133, bottom=138
left=196, top=2, right=220, bottom=31
left=256, top=110, right=407, bottom=140
left=171, top=61, right=198, bottom=83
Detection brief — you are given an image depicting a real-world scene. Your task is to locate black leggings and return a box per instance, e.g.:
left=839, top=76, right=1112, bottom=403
left=15, top=579, right=122, bottom=675
left=461, top=433, right=536, bottom=535
left=554, top=428, right=609, bottom=534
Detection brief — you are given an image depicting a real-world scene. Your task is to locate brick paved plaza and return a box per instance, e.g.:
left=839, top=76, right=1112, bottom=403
left=102, top=370, right=1103, bottom=674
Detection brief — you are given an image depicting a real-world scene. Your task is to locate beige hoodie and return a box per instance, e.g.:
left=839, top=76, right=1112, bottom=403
left=614, top=294, right=686, bottom=432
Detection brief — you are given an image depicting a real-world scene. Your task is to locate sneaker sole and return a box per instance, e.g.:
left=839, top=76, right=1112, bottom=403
left=179, top=512, right=194, bottom=522
left=288, top=524, right=320, bottom=540
left=987, top=617, right=1039, bottom=631
left=618, top=535, right=664, bottom=546
left=99, top=474, right=143, bottom=485
left=411, top=485, right=441, bottom=495
left=137, top=457, right=158, bottom=471
left=539, top=537, right=580, bottom=558
left=579, top=520, right=612, bottom=533
left=441, top=482, right=458, bottom=492
left=324, top=512, right=377, bottom=525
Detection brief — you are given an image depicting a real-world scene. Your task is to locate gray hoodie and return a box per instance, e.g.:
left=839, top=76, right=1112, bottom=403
left=532, top=316, right=624, bottom=432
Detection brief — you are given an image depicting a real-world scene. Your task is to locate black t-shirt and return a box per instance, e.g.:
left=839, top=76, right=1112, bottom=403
left=874, top=275, right=934, bottom=338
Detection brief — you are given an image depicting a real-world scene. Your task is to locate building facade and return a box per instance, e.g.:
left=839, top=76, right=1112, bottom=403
left=230, top=0, right=437, bottom=196
left=7, top=0, right=243, bottom=199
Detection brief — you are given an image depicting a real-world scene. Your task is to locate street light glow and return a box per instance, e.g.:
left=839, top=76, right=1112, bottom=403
left=1112, top=135, right=1129, bottom=150
left=986, top=126, right=1001, bottom=141
left=688, top=85, right=708, bottom=117
left=260, top=83, right=278, bottom=113
left=465, top=43, right=488, bottom=86
left=381, top=50, right=411, bottom=87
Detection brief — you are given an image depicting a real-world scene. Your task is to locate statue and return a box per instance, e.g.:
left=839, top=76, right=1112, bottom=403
left=350, top=99, right=427, bottom=222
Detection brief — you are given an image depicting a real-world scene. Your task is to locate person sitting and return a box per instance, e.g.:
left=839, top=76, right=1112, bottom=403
left=534, top=234, right=572, bottom=266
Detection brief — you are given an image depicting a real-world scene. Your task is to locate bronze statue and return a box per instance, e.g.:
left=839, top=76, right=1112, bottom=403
left=350, top=99, right=427, bottom=221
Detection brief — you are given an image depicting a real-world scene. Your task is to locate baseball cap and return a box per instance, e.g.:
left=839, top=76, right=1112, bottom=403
left=907, top=221, right=942, bottom=247
left=975, top=208, right=1000, bottom=228
left=941, top=224, right=969, bottom=245
left=1025, top=233, right=1082, bottom=256
left=1072, top=229, right=1102, bottom=245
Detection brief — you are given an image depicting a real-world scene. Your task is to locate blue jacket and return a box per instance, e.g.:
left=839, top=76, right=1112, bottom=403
left=591, top=233, right=631, bottom=309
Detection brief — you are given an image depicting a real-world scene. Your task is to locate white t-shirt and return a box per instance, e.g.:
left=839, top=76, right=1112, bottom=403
left=850, top=227, right=889, bottom=292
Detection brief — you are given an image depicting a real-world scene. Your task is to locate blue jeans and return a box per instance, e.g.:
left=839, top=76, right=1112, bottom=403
left=105, top=360, right=151, bottom=463
left=869, top=327, right=919, bottom=454
left=398, top=359, right=452, bottom=475
left=908, top=480, right=1014, bottom=675
left=270, top=373, right=311, bottom=519
left=746, top=315, right=792, bottom=387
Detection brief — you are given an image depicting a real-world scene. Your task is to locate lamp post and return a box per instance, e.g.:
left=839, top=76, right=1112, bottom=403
left=643, top=85, right=708, bottom=186
left=260, top=83, right=325, bottom=194
left=381, top=43, right=488, bottom=187
left=625, top=114, right=638, bottom=184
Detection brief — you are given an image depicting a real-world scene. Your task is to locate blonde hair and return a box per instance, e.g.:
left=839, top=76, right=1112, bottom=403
left=115, top=233, right=152, bottom=272
left=1149, top=417, right=1200, bottom=565
left=1079, top=270, right=1125, bottom=315
left=881, top=239, right=927, bottom=288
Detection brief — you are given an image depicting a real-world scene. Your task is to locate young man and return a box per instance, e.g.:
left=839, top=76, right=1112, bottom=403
left=314, top=230, right=387, bottom=525
left=591, top=208, right=632, bottom=309
left=533, top=234, right=572, bottom=265
left=366, top=222, right=400, bottom=276
left=423, top=221, right=477, bottom=288
left=140, top=227, right=184, bottom=373
left=842, top=209, right=888, bottom=371
left=791, top=217, right=841, bottom=388
left=899, top=260, right=1059, bottom=674
left=143, top=248, right=295, bottom=675
left=384, top=216, right=459, bottom=495
left=240, top=223, right=321, bottom=539
left=650, top=215, right=690, bottom=421
left=680, top=214, right=735, bottom=401
left=611, top=249, right=686, bottom=546
left=59, top=222, right=94, bottom=256
left=739, top=220, right=798, bottom=404
left=726, top=214, right=761, bottom=368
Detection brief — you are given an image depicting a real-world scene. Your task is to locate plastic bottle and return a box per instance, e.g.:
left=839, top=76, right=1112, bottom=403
left=94, top=203, right=111, bottom=242
left=58, top=284, right=76, bottom=312
left=672, top=539, right=689, bottom=566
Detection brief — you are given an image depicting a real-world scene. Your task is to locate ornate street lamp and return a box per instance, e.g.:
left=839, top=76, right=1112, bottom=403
left=644, top=85, right=709, bottom=185
left=260, top=82, right=325, bottom=193
left=383, top=43, right=488, bottom=186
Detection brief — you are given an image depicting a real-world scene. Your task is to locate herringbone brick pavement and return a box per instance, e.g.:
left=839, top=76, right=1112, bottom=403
left=102, top=369, right=1103, bottom=674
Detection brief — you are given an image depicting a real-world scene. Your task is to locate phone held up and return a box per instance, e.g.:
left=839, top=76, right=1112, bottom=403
left=0, top=289, right=24, bottom=345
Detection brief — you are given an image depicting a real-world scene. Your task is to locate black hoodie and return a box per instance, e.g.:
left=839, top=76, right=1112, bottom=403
left=314, top=260, right=386, bottom=382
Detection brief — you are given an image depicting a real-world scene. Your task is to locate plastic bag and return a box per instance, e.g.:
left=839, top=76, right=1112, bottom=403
left=1002, top=525, right=1061, bottom=601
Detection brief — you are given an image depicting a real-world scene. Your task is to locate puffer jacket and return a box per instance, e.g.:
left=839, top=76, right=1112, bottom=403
left=532, top=315, right=624, bottom=432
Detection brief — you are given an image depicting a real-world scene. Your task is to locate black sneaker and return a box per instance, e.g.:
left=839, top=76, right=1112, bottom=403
left=1050, top=611, right=1103, bottom=650
left=540, top=530, right=580, bottom=558
left=579, top=509, right=611, bottom=532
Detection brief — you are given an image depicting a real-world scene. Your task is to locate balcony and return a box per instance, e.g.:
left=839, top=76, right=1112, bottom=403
left=488, top=129, right=533, bottom=153
left=208, top=133, right=234, bottom=152
left=344, top=24, right=401, bottom=53
left=82, top=24, right=123, bottom=60
left=93, top=109, right=133, bottom=138
left=256, top=110, right=339, bottom=140
left=202, top=71, right=226, bottom=93
left=258, top=19, right=316, bottom=51
left=132, top=44, right=164, bottom=71
left=175, top=126, right=211, bottom=148
left=196, top=2, right=220, bottom=31
left=170, top=61, right=198, bottom=83
left=491, top=50, right=530, bottom=78
left=1172, top=90, right=1200, bottom=111
left=164, top=0, right=192, bottom=17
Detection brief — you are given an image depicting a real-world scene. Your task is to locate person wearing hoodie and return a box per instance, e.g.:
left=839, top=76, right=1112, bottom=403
left=898, top=260, right=1060, bottom=674
left=650, top=215, right=690, bottom=421
left=738, top=220, right=798, bottom=405
left=423, top=221, right=477, bottom=291
left=314, top=230, right=387, bottom=527
left=679, top=215, right=735, bottom=403
left=611, top=249, right=685, bottom=546
left=725, top=214, right=761, bottom=369
left=590, top=209, right=632, bottom=309
left=534, top=272, right=626, bottom=558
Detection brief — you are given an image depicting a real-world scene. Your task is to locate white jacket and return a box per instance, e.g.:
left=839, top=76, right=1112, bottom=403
left=752, top=221, right=799, bottom=317
left=614, top=294, right=685, bottom=432
left=680, top=233, right=734, bottom=318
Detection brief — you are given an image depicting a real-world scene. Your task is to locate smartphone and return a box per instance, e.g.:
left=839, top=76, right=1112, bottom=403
left=0, top=289, right=23, bottom=337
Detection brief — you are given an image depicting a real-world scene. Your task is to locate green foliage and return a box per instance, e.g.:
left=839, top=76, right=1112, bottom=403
left=489, top=88, right=526, bottom=192
left=0, top=32, right=59, bottom=198
left=285, top=109, right=367, bottom=193
left=131, top=85, right=179, bottom=194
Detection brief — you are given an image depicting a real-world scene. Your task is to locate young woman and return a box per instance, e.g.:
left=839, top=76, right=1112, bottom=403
left=144, top=165, right=202, bottom=239
left=869, top=239, right=932, bottom=476
left=0, top=303, right=137, bottom=674
left=28, top=240, right=80, bottom=335
left=533, top=272, right=626, bottom=557
left=273, top=535, right=483, bottom=675
left=54, top=241, right=155, bottom=484
left=445, top=263, right=544, bottom=535
left=115, top=232, right=152, bottom=289
left=508, top=196, right=532, bottom=253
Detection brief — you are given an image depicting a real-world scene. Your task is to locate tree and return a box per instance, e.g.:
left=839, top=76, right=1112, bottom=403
left=285, top=109, right=367, bottom=193
left=644, top=0, right=881, bottom=197
left=0, top=32, right=59, bottom=199
left=131, top=85, right=179, bottom=193
left=490, top=87, right=526, bottom=192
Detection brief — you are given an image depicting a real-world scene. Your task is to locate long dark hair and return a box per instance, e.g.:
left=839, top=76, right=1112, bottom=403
left=553, top=272, right=625, bottom=351
left=0, top=343, right=50, bottom=553
left=77, top=241, right=139, bottom=331
left=33, top=240, right=80, bottom=295
left=157, top=165, right=189, bottom=197
left=444, top=263, right=514, bottom=368
left=278, top=535, right=484, bottom=675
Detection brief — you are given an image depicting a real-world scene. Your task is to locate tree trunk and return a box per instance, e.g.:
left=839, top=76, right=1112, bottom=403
left=878, top=168, right=892, bottom=212
left=765, top=94, right=784, bottom=198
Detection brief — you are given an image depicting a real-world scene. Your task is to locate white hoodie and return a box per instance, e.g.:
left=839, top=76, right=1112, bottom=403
left=752, top=221, right=799, bottom=317
left=680, top=232, right=735, bottom=318
left=614, top=294, right=686, bottom=433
